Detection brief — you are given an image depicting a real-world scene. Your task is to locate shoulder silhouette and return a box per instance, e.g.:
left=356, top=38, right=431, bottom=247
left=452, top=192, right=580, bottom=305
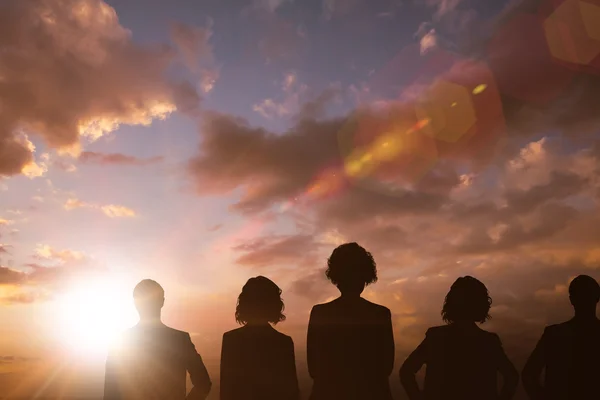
left=104, top=279, right=212, bottom=400
left=307, top=242, right=395, bottom=400
left=522, top=274, right=600, bottom=400
left=400, top=276, right=518, bottom=400
left=220, top=276, right=299, bottom=400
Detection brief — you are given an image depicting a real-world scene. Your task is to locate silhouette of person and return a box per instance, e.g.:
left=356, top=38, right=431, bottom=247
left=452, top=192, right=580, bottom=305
left=522, top=274, right=600, bottom=400
left=220, top=276, right=299, bottom=400
left=400, top=276, right=518, bottom=400
left=307, top=242, right=395, bottom=400
left=104, top=279, right=212, bottom=400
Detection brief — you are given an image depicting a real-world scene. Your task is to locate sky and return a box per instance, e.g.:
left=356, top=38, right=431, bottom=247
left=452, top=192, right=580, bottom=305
left=1, top=0, right=600, bottom=398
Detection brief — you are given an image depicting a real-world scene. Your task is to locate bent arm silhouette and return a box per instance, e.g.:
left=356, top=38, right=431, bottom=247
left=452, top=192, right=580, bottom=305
left=494, top=334, right=519, bottom=400
left=522, top=329, right=547, bottom=400
left=399, top=332, right=428, bottom=400
left=185, top=333, right=212, bottom=400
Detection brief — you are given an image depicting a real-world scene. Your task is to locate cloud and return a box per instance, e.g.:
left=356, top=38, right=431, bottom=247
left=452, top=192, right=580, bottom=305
left=252, top=72, right=308, bottom=119
left=1, top=245, right=106, bottom=305
left=188, top=110, right=341, bottom=214
left=0, top=218, right=14, bottom=226
left=0, top=0, right=201, bottom=177
left=100, top=204, right=136, bottom=218
left=170, top=20, right=220, bottom=94
left=234, top=235, right=321, bottom=268
left=64, top=197, right=136, bottom=218
left=34, top=244, right=85, bottom=264
left=0, top=266, right=23, bottom=285
left=78, top=151, right=163, bottom=166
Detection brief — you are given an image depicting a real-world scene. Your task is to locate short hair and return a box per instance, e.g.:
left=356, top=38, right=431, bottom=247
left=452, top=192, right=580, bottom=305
left=325, top=242, right=378, bottom=287
left=235, top=276, right=286, bottom=325
left=442, top=276, right=492, bottom=324
left=569, top=275, right=600, bottom=305
left=133, top=279, right=164, bottom=304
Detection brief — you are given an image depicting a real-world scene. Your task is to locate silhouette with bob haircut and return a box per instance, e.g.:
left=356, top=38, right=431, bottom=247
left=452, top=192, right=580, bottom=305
left=104, top=279, right=212, bottom=400
left=220, top=276, right=299, bottom=400
left=307, top=243, right=394, bottom=400
left=400, top=276, right=518, bottom=400
left=522, top=274, right=600, bottom=400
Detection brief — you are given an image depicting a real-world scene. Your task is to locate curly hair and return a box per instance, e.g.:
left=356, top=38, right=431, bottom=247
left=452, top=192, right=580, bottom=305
left=442, top=276, right=492, bottom=324
left=235, top=276, right=286, bottom=325
left=326, top=242, right=378, bottom=287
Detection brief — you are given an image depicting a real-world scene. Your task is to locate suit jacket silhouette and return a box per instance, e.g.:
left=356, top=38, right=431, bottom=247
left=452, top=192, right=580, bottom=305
left=523, top=319, right=600, bottom=400
left=401, top=324, right=515, bottom=400
left=307, top=297, right=395, bottom=400
left=104, top=323, right=212, bottom=400
left=220, top=324, right=299, bottom=400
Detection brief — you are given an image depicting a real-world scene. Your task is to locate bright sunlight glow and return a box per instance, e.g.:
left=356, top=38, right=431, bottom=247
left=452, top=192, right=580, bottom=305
left=55, top=278, right=139, bottom=358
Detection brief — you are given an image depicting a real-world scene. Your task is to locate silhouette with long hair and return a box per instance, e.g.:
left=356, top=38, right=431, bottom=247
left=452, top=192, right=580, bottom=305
left=220, top=276, right=299, bottom=400
left=307, top=243, right=395, bottom=400
left=104, top=279, right=212, bottom=400
left=400, top=276, right=518, bottom=400
left=522, top=274, right=600, bottom=400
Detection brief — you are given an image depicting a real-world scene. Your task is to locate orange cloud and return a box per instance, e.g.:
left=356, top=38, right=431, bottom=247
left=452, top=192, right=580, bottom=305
left=100, top=205, right=136, bottom=218
left=63, top=198, right=136, bottom=218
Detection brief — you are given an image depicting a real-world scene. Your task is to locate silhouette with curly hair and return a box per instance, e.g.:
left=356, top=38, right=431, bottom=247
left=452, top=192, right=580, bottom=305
left=104, top=279, right=212, bottom=400
left=220, top=276, right=299, bottom=400
left=522, top=274, right=600, bottom=400
left=307, top=243, right=395, bottom=400
left=400, top=276, right=518, bottom=400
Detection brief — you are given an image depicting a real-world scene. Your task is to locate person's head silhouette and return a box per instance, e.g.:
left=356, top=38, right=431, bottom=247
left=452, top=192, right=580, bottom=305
left=442, top=276, right=492, bottom=324
left=133, top=279, right=165, bottom=323
left=326, top=242, right=378, bottom=297
left=569, top=275, right=600, bottom=318
left=236, top=276, right=286, bottom=326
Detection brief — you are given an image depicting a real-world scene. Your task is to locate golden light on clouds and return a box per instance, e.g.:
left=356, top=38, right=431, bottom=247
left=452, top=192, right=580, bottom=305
left=0, top=218, right=14, bottom=226
left=35, top=245, right=85, bottom=262
left=100, top=205, right=137, bottom=218
left=78, top=102, right=176, bottom=142
left=63, top=198, right=136, bottom=218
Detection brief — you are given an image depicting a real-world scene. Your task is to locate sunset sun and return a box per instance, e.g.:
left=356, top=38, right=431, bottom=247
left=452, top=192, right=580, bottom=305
left=56, top=279, right=138, bottom=356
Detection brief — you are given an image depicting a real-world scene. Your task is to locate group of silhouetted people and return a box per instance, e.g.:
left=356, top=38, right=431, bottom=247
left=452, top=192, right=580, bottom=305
left=103, top=242, right=600, bottom=400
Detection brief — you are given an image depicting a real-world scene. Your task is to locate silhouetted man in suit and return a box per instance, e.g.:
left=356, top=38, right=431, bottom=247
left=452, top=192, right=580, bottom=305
left=307, top=243, right=395, bottom=400
left=104, top=279, right=212, bottom=400
left=522, top=275, right=600, bottom=400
